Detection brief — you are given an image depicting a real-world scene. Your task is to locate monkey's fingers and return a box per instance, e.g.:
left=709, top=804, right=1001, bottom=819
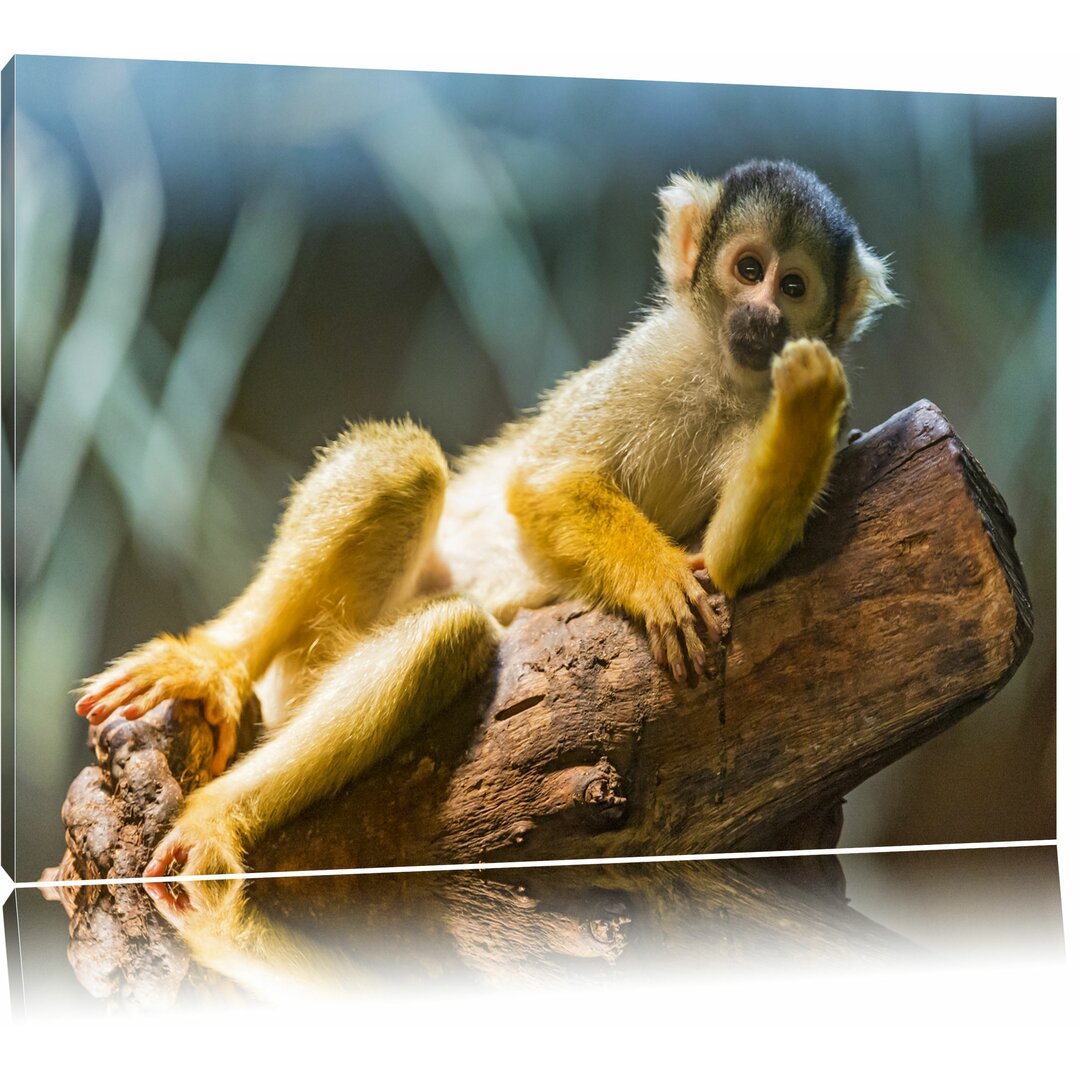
left=146, top=810, right=246, bottom=921
left=773, top=338, right=848, bottom=418
left=646, top=619, right=686, bottom=681
left=145, top=832, right=188, bottom=880
left=646, top=623, right=666, bottom=667
left=144, top=877, right=192, bottom=921
left=80, top=676, right=154, bottom=724
left=144, top=835, right=193, bottom=915
left=114, top=681, right=172, bottom=722
left=663, top=620, right=687, bottom=682
left=77, top=645, right=176, bottom=722
left=86, top=679, right=168, bottom=724
left=678, top=613, right=708, bottom=678
left=684, top=577, right=724, bottom=644
left=686, top=551, right=707, bottom=573
left=692, top=593, right=723, bottom=644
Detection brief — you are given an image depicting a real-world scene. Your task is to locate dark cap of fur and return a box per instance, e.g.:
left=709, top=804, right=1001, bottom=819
left=717, top=160, right=857, bottom=254
left=699, top=160, right=859, bottom=321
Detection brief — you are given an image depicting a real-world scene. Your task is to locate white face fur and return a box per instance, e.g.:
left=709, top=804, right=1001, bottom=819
left=708, top=231, right=837, bottom=383
left=717, top=235, right=831, bottom=333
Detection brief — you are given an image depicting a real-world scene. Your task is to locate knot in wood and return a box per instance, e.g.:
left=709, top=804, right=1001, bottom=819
left=589, top=913, right=631, bottom=952
left=582, top=775, right=625, bottom=811
left=511, top=820, right=535, bottom=845
left=571, top=760, right=627, bottom=825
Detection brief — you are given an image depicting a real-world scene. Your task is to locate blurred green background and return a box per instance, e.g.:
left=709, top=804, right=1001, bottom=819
left=5, top=57, right=1055, bottom=882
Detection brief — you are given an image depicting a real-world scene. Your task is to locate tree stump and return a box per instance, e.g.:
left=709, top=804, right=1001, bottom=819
left=42, top=399, right=1033, bottom=1004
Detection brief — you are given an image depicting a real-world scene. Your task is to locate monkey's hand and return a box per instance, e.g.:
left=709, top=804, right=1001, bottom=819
left=704, top=338, right=848, bottom=596
left=508, top=468, right=723, bottom=681
left=770, top=337, right=849, bottom=436
left=640, top=559, right=723, bottom=682
left=75, top=631, right=251, bottom=776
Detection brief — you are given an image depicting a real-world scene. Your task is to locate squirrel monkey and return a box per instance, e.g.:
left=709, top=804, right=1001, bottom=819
left=76, top=160, right=896, bottom=904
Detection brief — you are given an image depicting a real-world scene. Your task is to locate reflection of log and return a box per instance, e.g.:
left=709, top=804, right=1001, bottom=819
left=47, top=855, right=914, bottom=1006
left=243, top=857, right=912, bottom=990
left=46, top=401, right=1031, bottom=902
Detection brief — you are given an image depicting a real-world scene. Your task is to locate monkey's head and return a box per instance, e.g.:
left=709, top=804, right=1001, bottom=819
left=657, top=160, right=897, bottom=385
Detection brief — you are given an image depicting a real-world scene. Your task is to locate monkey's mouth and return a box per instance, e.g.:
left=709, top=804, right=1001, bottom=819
left=727, top=305, right=789, bottom=372
left=729, top=341, right=779, bottom=372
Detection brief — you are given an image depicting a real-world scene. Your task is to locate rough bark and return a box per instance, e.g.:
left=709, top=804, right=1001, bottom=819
left=42, top=399, right=1033, bottom=1004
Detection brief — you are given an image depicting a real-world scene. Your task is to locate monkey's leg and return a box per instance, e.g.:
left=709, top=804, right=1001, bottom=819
left=146, top=876, right=373, bottom=1001
left=77, top=421, right=448, bottom=774
left=702, top=338, right=849, bottom=596
left=143, top=864, right=378, bottom=997
left=144, top=594, right=499, bottom=907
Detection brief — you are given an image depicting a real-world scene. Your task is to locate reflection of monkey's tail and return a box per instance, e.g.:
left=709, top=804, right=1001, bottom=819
left=186, top=595, right=501, bottom=851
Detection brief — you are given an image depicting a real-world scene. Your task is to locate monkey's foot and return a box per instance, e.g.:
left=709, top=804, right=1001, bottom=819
left=76, top=631, right=251, bottom=775
left=144, top=810, right=246, bottom=917
left=771, top=337, right=849, bottom=424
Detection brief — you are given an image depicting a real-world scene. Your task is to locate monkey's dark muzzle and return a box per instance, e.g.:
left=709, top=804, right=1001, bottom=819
left=728, top=304, right=789, bottom=372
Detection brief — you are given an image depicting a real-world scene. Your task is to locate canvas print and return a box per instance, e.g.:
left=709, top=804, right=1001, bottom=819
left=0, top=56, right=1056, bottom=1004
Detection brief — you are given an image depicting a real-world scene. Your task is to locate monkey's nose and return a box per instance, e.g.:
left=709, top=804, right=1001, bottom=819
left=759, top=297, right=783, bottom=322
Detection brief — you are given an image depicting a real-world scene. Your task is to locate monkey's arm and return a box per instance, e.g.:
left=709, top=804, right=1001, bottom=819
left=507, top=467, right=723, bottom=680
left=703, top=338, right=849, bottom=596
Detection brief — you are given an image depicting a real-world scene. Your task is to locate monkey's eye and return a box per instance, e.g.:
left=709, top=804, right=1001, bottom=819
left=780, top=274, right=806, bottom=299
left=735, top=255, right=764, bottom=283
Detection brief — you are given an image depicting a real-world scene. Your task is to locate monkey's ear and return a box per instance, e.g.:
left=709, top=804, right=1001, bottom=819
left=836, top=239, right=900, bottom=343
left=657, top=172, right=722, bottom=293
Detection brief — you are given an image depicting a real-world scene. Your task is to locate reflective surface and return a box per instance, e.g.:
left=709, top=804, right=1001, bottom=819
left=7, top=845, right=1063, bottom=1015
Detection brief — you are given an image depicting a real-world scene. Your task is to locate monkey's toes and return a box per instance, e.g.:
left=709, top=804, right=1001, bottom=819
left=145, top=835, right=195, bottom=912
left=682, top=625, right=708, bottom=677
left=647, top=620, right=686, bottom=681
left=75, top=672, right=131, bottom=719
left=145, top=821, right=245, bottom=917
left=80, top=677, right=157, bottom=724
